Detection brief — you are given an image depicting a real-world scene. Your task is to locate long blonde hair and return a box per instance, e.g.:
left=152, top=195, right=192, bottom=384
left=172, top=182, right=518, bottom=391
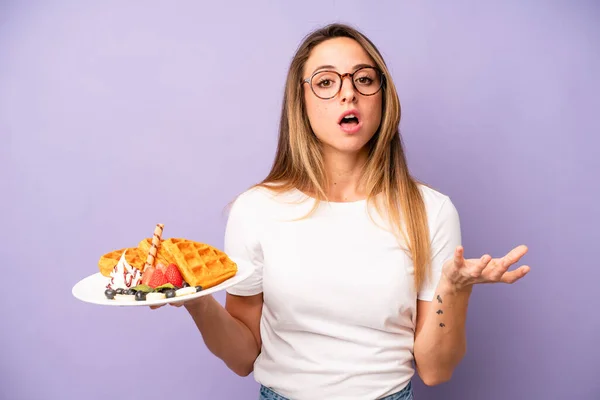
left=253, top=23, right=432, bottom=291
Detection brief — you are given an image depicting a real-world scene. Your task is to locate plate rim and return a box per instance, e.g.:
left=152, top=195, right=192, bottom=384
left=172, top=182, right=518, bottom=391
left=71, top=257, right=255, bottom=307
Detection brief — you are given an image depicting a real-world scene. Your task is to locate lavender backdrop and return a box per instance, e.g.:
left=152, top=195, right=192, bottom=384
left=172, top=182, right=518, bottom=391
left=1, top=1, right=598, bottom=399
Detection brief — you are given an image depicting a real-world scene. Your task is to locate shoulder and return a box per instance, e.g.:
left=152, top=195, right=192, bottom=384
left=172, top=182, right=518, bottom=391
left=417, top=183, right=451, bottom=207
left=228, top=183, right=302, bottom=215
left=230, top=185, right=274, bottom=209
left=416, top=183, right=460, bottom=227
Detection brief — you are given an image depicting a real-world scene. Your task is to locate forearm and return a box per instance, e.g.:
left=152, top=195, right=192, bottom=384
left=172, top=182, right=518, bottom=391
left=413, top=279, right=472, bottom=385
left=184, top=296, right=260, bottom=376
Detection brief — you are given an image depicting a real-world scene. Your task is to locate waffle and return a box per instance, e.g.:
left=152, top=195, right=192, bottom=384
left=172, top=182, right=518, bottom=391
left=137, top=238, right=175, bottom=266
left=98, top=247, right=146, bottom=277
left=160, top=238, right=238, bottom=289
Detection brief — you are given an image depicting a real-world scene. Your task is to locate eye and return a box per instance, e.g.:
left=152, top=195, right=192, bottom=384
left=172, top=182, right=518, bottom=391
left=356, top=76, right=373, bottom=85
left=317, top=78, right=333, bottom=88
left=312, top=71, right=339, bottom=89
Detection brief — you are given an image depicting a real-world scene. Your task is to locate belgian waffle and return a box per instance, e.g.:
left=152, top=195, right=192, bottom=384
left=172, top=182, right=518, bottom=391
left=137, top=238, right=175, bottom=266
left=98, top=247, right=146, bottom=277
left=160, top=238, right=238, bottom=289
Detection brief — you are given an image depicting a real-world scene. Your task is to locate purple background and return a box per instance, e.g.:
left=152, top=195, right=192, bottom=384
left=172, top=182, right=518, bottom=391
left=1, top=1, right=598, bottom=399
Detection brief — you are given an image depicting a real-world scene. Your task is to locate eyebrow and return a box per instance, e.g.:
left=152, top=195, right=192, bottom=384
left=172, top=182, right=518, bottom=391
left=311, top=63, right=375, bottom=74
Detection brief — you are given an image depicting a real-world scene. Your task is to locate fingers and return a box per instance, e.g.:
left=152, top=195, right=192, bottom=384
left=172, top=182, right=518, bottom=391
left=501, top=265, right=530, bottom=284
left=482, top=245, right=528, bottom=281
left=500, top=245, right=528, bottom=270
left=453, top=244, right=530, bottom=286
left=148, top=300, right=186, bottom=310
left=471, top=253, right=492, bottom=279
left=479, top=254, right=492, bottom=267
left=453, top=246, right=465, bottom=267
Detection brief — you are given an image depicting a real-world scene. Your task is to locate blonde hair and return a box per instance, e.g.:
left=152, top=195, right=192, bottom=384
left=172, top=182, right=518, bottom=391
left=252, top=23, right=432, bottom=291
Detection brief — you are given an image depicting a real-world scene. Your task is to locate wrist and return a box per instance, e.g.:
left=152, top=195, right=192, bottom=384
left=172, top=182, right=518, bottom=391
left=438, top=276, right=473, bottom=296
left=184, top=295, right=212, bottom=313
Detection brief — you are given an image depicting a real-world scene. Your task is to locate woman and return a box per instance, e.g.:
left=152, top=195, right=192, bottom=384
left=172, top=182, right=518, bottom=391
left=162, top=23, right=530, bottom=400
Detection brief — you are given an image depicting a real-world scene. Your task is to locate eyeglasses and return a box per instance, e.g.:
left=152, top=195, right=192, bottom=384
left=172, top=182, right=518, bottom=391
left=302, top=66, right=384, bottom=99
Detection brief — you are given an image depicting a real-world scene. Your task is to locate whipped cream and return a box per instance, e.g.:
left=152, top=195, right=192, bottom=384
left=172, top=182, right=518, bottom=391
left=106, top=250, right=143, bottom=290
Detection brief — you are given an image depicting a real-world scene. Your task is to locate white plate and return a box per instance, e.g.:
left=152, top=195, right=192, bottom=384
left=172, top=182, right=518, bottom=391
left=71, top=257, right=254, bottom=307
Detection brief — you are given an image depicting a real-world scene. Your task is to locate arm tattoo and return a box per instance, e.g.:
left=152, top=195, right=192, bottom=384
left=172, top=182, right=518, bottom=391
left=436, top=295, right=445, bottom=327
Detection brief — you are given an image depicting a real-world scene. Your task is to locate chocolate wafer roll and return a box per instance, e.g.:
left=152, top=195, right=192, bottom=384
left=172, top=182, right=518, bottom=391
left=144, top=223, right=164, bottom=269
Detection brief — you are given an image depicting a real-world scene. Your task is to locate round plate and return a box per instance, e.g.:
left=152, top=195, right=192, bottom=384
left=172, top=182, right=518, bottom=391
left=71, top=257, right=255, bottom=307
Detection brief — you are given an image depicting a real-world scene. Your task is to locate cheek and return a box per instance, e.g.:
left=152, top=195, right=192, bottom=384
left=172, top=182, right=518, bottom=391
left=304, top=94, right=332, bottom=132
left=366, top=97, right=383, bottom=128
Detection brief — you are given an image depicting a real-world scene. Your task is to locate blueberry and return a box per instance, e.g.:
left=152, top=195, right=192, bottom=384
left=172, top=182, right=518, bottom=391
left=195, top=286, right=203, bottom=292
left=135, top=291, right=146, bottom=301
left=126, top=288, right=137, bottom=295
left=182, top=281, right=189, bottom=288
left=165, top=289, right=176, bottom=298
left=115, top=288, right=124, bottom=295
left=104, top=289, right=116, bottom=300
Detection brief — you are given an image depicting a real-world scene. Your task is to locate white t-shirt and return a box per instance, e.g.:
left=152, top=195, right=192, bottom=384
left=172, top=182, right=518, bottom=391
left=225, top=184, right=461, bottom=400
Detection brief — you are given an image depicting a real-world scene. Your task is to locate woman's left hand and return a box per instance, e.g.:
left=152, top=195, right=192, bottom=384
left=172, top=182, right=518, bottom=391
left=441, top=245, right=531, bottom=292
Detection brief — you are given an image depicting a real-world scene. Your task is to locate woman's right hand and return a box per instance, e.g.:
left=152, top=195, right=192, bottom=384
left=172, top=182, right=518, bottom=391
left=149, top=302, right=183, bottom=310
left=148, top=295, right=206, bottom=310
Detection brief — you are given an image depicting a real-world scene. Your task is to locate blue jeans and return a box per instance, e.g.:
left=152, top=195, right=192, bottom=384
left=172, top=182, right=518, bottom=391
left=259, top=380, right=413, bottom=400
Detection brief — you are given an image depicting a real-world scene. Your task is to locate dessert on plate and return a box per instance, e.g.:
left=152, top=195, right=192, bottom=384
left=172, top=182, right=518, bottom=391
left=97, top=224, right=238, bottom=302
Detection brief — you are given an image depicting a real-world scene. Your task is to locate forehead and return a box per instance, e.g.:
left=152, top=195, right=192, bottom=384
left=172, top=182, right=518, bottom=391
left=304, top=37, right=375, bottom=75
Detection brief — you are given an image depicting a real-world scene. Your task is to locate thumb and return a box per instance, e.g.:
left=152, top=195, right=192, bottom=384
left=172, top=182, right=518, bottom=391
left=453, top=246, right=465, bottom=266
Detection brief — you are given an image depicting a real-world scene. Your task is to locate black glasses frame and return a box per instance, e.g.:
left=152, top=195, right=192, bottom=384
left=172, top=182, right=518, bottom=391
left=302, top=66, right=385, bottom=99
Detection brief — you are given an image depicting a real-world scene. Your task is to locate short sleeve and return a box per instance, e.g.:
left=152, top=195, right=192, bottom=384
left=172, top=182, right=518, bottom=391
left=224, top=192, right=264, bottom=296
left=417, top=197, right=462, bottom=301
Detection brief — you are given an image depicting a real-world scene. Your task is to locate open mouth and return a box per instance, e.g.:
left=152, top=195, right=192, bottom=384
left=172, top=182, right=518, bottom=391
left=338, top=111, right=361, bottom=131
left=340, top=114, right=360, bottom=128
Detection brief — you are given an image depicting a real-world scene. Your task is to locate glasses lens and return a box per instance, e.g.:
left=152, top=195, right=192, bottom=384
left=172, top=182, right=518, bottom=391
left=353, top=67, right=382, bottom=95
left=311, top=71, right=341, bottom=99
left=309, top=68, right=383, bottom=98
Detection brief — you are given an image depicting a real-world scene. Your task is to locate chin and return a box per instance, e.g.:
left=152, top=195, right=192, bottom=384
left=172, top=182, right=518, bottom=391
left=316, top=124, right=377, bottom=154
left=324, top=138, right=372, bottom=154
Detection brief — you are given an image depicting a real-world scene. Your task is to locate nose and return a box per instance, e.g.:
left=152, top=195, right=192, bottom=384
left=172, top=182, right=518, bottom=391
left=339, top=74, right=357, bottom=103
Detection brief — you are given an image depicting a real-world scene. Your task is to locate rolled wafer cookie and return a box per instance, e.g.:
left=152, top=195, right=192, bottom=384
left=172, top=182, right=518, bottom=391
left=143, top=223, right=164, bottom=270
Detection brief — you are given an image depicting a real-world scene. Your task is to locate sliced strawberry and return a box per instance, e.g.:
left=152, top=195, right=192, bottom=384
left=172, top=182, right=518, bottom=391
left=147, top=269, right=167, bottom=288
left=141, top=266, right=155, bottom=286
left=156, top=262, right=167, bottom=274
left=165, top=263, right=183, bottom=288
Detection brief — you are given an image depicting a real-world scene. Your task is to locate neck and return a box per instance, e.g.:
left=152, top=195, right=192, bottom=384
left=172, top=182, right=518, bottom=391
left=321, top=147, right=369, bottom=202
